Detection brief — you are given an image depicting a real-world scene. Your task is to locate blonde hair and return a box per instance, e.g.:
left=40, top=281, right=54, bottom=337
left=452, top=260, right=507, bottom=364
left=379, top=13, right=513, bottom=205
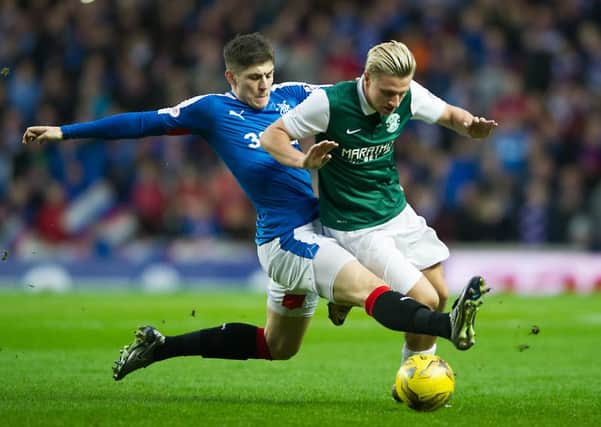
left=365, top=40, right=416, bottom=78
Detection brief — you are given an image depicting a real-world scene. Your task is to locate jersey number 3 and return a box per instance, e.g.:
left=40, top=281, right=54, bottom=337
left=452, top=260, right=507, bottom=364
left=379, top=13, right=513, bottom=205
left=244, top=132, right=298, bottom=149
left=244, top=132, right=262, bottom=149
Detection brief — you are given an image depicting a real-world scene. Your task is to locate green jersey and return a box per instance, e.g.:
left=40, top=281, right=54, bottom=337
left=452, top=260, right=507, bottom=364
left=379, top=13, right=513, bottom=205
left=281, top=78, right=445, bottom=231
left=318, top=81, right=412, bottom=230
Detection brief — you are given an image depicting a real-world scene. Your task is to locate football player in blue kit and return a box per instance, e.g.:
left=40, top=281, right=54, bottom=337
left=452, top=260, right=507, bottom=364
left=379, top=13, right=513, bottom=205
left=22, top=33, right=486, bottom=381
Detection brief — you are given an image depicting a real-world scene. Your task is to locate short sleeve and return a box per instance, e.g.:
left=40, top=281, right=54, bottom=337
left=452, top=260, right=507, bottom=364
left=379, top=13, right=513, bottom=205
left=410, top=80, right=447, bottom=124
left=281, top=89, right=330, bottom=140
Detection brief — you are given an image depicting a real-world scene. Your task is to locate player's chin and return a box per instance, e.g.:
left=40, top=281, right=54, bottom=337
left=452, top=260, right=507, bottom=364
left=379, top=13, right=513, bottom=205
left=252, top=96, right=269, bottom=109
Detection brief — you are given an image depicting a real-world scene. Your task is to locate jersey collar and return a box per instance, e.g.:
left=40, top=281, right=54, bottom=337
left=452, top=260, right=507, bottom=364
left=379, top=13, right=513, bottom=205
left=356, top=75, right=376, bottom=116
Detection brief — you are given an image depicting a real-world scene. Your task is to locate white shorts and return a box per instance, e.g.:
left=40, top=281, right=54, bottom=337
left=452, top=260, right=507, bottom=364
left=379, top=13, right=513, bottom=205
left=323, top=204, right=449, bottom=294
left=257, top=221, right=355, bottom=317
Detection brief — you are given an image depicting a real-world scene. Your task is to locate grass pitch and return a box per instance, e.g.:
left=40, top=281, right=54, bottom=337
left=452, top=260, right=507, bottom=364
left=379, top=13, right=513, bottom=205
left=1, top=290, right=600, bottom=426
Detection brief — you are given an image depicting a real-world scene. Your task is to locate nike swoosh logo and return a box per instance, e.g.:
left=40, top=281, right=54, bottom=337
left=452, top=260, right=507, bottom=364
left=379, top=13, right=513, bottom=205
left=346, top=128, right=361, bottom=135
left=399, top=296, right=413, bottom=302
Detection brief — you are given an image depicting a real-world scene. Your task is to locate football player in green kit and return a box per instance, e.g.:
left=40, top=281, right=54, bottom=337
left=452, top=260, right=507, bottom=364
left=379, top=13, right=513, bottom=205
left=261, top=40, right=497, bottom=368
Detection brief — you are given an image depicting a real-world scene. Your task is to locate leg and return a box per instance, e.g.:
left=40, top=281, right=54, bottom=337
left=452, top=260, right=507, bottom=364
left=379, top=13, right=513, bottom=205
left=324, top=250, right=445, bottom=339
left=404, top=274, right=440, bottom=354
left=363, top=206, right=449, bottom=359
left=330, top=259, right=440, bottom=334
left=331, top=259, right=382, bottom=305
left=335, top=233, right=442, bottom=353
left=264, top=308, right=311, bottom=360
left=327, top=256, right=487, bottom=351
left=112, top=274, right=316, bottom=380
left=330, top=259, right=450, bottom=338
left=402, top=263, right=449, bottom=357
left=112, top=320, right=275, bottom=381
left=315, top=238, right=446, bottom=338
left=422, top=263, right=449, bottom=312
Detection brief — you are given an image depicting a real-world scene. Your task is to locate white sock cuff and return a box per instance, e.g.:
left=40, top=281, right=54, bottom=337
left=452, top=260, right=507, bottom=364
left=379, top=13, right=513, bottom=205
left=402, top=343, right=437, bottom=362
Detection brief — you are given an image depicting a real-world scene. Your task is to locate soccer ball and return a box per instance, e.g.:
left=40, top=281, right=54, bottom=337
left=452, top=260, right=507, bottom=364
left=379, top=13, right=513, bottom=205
left=394, top=354, right=455, bottom=411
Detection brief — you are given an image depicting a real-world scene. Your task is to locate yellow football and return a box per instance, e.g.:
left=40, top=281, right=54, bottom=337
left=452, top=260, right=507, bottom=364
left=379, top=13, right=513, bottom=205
left=394, top=354, right=455, bottom=411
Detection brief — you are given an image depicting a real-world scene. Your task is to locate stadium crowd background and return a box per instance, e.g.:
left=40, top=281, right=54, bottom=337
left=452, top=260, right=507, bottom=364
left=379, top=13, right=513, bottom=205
left=1, top=0, right=601, bottom=263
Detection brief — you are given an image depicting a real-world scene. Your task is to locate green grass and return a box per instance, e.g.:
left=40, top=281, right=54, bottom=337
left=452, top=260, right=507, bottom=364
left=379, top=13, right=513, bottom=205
left=1, top=290, right=600, bottom=426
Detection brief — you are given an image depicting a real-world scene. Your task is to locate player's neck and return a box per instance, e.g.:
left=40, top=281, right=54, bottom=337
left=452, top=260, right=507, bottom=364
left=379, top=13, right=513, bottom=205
left=360, top=77, right=379, bottom=116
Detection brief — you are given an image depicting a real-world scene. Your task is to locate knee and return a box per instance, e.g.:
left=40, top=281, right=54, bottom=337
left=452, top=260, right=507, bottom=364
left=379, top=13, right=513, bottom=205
left=267, top=341, right=300, bottom=360
left=436, top=287, right=449, bottom=311
left=265, top=334, right=301, bottom=360
left=263, top=312, right=309, bottom=361
left=409, top=283, right=440, bottom=310
left=419, top=292, right=440, bottom=311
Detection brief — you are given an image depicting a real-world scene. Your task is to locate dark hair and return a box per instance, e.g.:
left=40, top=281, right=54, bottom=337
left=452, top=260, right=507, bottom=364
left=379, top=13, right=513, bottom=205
left=223, top=33, right=275, bottom=72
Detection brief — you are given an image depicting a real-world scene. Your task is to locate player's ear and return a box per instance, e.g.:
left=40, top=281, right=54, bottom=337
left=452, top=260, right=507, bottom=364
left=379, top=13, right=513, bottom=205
left=225, top=70, right=236, bottom=88
left=363, top=72, right=371, bottom=87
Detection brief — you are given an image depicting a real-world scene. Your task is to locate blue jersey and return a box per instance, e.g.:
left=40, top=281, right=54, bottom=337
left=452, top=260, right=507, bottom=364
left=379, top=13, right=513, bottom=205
left=61, top=83, right=319, bottom=244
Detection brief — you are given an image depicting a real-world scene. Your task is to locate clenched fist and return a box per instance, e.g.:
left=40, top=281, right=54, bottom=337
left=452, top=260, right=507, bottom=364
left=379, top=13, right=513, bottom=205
left=22, top=126, right=63, bottom=145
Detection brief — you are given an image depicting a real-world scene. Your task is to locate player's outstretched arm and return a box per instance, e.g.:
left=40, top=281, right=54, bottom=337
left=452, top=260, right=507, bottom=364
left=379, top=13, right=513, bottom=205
left=261, top=118, right=306, bottom=168
left=22, top=126, right=63, bottom=145
left=21, top=107, right=200, bottom=144
left=437, top=105, right=498, bottom=139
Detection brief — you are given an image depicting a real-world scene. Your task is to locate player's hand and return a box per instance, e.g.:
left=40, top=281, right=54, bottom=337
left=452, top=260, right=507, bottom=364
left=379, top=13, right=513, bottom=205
left=463, top=117, right=498, bottom=139
left=302, top=140, right=339, bottom=169
left=22, top=126, right=63, bottom=145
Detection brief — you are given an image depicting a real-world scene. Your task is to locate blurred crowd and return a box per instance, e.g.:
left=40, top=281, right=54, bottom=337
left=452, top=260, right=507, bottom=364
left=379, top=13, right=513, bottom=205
left=1, top=0, right=601, bottom=260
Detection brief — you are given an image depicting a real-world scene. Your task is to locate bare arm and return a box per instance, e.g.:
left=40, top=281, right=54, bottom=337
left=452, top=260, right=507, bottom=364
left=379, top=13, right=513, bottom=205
left=437, top=104, right=498, bottom=139
left=260, top=119, right=305, bottom=168
left=261, top=118, right=338, bottom=170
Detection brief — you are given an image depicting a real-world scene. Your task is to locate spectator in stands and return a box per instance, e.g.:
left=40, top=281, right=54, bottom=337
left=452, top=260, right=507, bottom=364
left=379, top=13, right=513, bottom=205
left=2, top=0, right=600, bottom=255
